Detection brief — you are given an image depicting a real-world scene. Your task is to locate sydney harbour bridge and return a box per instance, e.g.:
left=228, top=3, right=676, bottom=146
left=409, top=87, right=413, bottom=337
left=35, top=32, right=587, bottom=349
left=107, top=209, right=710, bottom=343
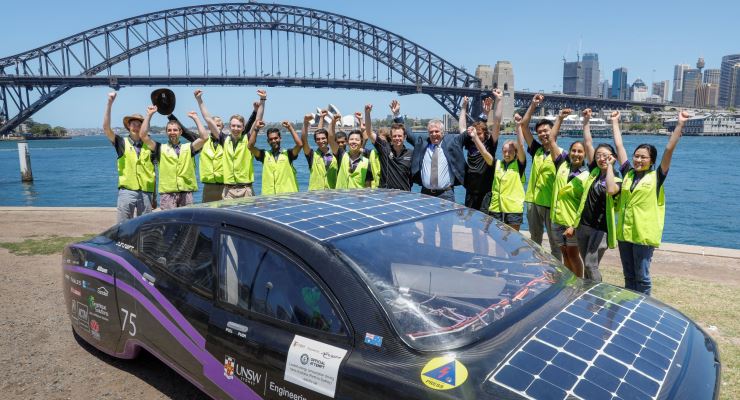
left=0, top=2, right=663, bottom=135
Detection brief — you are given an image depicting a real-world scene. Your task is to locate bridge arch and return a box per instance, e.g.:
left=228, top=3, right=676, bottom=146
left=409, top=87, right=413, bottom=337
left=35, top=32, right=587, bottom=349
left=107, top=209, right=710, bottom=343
left=0, top=3, right=481, bottom=134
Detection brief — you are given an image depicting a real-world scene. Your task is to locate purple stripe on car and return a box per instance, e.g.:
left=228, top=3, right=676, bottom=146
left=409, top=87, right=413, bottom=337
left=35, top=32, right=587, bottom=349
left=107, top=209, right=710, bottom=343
left=76, top=244, right=207, bottom=348
left=69, top=246, right=263, bottom=400
left=64, top=265, right=114, bottom=284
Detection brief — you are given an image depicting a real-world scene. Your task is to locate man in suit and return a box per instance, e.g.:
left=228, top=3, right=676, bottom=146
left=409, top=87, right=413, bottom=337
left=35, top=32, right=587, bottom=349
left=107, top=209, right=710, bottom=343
left=391, top=100, right=467, bottom=203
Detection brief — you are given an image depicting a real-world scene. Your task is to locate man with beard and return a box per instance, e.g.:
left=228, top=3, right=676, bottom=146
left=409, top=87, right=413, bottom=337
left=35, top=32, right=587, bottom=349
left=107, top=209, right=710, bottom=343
left=248, top=120, right=303, bottom=194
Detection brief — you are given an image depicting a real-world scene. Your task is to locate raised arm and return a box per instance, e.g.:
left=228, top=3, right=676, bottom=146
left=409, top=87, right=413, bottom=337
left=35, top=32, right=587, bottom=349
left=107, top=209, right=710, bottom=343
left=582, top=108, right=594, bottom=162
left=187, top=111, right=208, bottom=151
left=194, top=89, right=220, bottom=138
left=490, top=89, right=504, bottom=144
left=660, top=111, right=687, bottom=174
left=102, top=92, right=117, bottom=143
left=283, top=121, right=303, bottom=158
left=328, top=114, right=341, bottom=155
left=520, top=94, right=544, bottom=147
left=364, top=104, right=378, bottom=144
left=458, top=96, right=469, bottom=134
left=139, top=105, right=159, bottom=149
left=468, top=126, right=494, bottom=166
left=605, top=155, right=620, bottom=195
left=549, top=108, right=572, bottom=161
left=514, top=113, right=527, bottom=164
left=610, top=111, right=628, bottom=165
left=317, top=109, right=328, bottom=130
left=247, top=120, right=264, bottom=156
left=301, top=113, right=313, bottom=156
left=254, top=89, right=267, bottom=127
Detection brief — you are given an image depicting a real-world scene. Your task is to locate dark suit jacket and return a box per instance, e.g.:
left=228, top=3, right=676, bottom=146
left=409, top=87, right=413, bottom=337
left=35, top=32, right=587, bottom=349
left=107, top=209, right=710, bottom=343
left=405, top=129, right=468, bottom=187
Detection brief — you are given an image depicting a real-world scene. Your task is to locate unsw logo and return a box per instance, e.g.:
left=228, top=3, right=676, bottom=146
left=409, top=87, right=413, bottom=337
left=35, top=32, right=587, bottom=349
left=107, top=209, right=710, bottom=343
left=223, top=355, right=263, bottom=386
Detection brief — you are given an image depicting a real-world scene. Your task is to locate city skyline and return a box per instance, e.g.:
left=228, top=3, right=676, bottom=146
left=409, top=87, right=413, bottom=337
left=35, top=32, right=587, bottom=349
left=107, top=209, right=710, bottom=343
left=1, top=0, right=738, bottom=127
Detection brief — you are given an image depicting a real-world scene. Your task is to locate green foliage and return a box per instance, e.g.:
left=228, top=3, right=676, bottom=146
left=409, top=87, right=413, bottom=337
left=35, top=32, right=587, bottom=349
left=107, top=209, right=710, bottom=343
left=0, top=234, right=95, bottom=256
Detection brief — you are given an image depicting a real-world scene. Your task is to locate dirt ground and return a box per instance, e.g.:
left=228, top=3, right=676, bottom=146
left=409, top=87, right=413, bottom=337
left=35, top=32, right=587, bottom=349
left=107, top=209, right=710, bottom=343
left=0, top=208, right=738, bottom=399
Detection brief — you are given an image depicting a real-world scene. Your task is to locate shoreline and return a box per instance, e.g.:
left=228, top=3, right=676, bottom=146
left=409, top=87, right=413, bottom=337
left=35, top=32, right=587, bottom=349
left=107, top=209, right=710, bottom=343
left=2, top=206, right=739, bottom=258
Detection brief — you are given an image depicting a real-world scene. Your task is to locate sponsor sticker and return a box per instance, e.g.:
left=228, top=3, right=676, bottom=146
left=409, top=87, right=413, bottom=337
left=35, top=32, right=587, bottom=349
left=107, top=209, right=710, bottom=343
left=224, top=356, right=235, bottom=380
left=89, top=320, right=101, bottom=340
left=97, top=287, right=109, bottom=297
left=86, top=295, right=110, bottom=321
left=223, top=355, right=263, bottom=387
left=420, top=356, right=468, bottom=391
left=364, top=333, right=383, bottom=347
left=76, top=301, right=89, bottom=322
left=96, top=266, right=109, bottom=274
left=285, top=335, right=347, bottom=398
left=70, top=287, right=81, bottom=297
left=84, top=260, right=95, bottom=269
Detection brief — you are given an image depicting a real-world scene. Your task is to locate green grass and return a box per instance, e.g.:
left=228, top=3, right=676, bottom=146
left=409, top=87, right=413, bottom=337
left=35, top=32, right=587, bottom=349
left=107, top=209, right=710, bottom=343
left=0, top=234, right=96, bottom=256
left=601, top=265, right=739, bottom=400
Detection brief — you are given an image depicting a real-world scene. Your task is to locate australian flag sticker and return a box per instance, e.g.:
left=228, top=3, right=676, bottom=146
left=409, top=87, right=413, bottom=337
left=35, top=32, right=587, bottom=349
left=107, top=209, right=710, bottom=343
left=364, top=333, right=383, bottom=347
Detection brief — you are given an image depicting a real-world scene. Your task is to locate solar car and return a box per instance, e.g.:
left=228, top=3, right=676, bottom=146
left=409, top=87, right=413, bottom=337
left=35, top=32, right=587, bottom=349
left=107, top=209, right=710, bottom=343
left=62, top=190, right=720, bottom=400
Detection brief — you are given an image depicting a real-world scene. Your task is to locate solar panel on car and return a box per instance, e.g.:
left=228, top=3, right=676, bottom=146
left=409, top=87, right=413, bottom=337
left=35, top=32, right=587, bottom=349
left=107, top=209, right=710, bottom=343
left=220, top=190, right=463, bottom=241
left=490, top=284, right=689, bottom=400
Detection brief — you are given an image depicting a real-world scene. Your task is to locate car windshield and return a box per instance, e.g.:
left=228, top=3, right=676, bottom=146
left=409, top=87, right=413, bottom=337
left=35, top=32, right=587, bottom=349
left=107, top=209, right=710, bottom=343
left=330, top=209, right=568, bottom=351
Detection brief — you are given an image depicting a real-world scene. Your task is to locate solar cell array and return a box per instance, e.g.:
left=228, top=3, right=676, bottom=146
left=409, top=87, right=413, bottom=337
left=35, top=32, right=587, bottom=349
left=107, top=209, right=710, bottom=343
left=223, top=190, right=462, bottom=241
left=490, top=284, right=689, bottom=400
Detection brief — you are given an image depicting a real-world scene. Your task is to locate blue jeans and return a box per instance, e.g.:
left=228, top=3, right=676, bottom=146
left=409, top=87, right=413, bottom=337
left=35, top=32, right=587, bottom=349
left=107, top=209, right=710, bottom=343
left=618, top=241, right=655, bottom=295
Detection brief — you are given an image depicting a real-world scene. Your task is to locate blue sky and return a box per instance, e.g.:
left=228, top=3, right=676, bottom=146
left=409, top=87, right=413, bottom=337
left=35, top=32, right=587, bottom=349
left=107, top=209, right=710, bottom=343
left=1, top=0, right=738, bottom=128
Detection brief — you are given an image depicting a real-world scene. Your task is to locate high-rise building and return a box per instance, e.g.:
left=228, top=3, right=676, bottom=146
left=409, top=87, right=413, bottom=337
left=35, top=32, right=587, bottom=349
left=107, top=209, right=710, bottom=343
left=703, top=68, right=720, bottom=85
left=672, top=64, right=690, bottom=104
left=631, top=79, right=649, bottom=102
left=582, top=53, right=600, bottom=97
left=492, top=61, right=515, bottom=124
left=475, top=65, right=494, bottom=91
left=600, top=80, right=610, bottom=99
left=563, top=60, right=584, bottom=95
left=612, top=68, right=628, bottom=100
left=719, top=54, right=740, bottom=107
left=682, top=68, right=702, bottom=107
left=730, top=63, right=740, bottom=108
left=652, top=80, right=670, bottom=102
left=695, top=84, right=719, bottom=108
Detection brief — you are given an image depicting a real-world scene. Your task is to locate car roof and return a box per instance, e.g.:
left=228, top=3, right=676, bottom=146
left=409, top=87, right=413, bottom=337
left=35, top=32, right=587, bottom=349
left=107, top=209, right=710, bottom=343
left=192, top=189, right=464, bottom=241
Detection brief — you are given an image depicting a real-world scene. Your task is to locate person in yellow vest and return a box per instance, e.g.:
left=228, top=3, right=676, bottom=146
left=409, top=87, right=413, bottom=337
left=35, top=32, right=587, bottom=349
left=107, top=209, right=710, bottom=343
left=355, top=111, right=382, bottom=189
left=470, top=113, right=527, bottom=230
left=103, top=91, right=157, bottom=223
left=572, top=108, right=622, bottom=282
left=199, top=89, right=265, bottom=199
left=328, top=114, right=373, bottom=189
left=301, top=113, right=338, bottom=190
left=546, top=108, right=590, bottom=277
left=520, top=94, right=564, bottom=261
left=139, top=105, right=208, bottom=209
left=612, top=110, right=687, bottom=295
left=248, top=120, right=303, bottom=195
left=194, top=89, right=252, bottom=203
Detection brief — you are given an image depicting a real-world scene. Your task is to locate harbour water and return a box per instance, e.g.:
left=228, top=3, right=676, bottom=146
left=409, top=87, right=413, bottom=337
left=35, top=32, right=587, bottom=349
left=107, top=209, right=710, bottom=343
left=1, top=133, right=738, bottom=250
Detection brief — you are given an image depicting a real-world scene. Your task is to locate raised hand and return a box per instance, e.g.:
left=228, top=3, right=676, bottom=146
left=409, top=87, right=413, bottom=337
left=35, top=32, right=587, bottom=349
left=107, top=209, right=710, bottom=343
left=532, top=94, right=544, bottom=106
left=281, top=120, right=292, bottom=129
left=483, top=97, right=493, bottom=114
left=466, top=126, right=477, bottom=138
left=582, top=108, right=592, bottom=120
left=389, top=99, right=400, bottom=114
left=354, top=112, right=362, bottom=122
left=257, top=89, right=267, bottom=99
left=610, top=111, right=621, bottom=122
left=254, top=120, right=265, bottom=130
left=332, top=114, right=342, bottom=124
left=320, top=109, right=328, bottom=118
left=107, top=92, right=117, bottom=103
left=514, top=113, right=523, bottom=124
left=146, top=105, right=158, bottom=115
left=365, top=104, right=373, bottom=112
left=187, top=111, right=198, bottom=120
left=558, top=108, right=573, bottom=119
left=304, top=113, right=313, bottom=123
left=194, top=89, right=203, bottom=100
left=678, top=110, right=690, bottom=123
left=492, top=88, right=503, bottom=100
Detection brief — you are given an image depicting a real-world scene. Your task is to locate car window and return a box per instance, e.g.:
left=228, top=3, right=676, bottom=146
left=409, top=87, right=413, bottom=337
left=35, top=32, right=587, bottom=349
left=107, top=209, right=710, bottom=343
left=139, top=223, right=215, bottom=293
left=218, top=233, right=266, bottom=309
left=250, top=250, right=346, bottom=335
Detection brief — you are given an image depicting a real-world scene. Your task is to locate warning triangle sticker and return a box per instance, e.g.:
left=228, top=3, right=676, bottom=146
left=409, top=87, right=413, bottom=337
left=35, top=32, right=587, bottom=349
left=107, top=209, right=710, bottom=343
left=423, top=360, right=456, bottom=385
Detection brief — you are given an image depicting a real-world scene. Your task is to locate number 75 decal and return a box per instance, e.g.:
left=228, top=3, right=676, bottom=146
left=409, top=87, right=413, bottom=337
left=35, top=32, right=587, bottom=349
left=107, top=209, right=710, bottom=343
left=120, top=307, right=137, bottom=336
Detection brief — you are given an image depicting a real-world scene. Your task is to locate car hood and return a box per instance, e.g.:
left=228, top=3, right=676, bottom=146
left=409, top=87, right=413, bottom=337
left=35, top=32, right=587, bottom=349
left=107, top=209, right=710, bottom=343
left=421, top=283, right=720, bottom=400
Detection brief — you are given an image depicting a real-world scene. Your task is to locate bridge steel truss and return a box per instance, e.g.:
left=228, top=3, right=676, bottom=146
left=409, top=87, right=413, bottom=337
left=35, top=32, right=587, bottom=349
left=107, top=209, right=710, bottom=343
left=0, top=2, right=483, bottom=134
left=514, top=92, right=665, bottom=113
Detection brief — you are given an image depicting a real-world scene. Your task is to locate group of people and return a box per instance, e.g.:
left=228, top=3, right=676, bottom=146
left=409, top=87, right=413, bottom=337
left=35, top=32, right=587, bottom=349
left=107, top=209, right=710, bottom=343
left=105, top=89, right=686, bottom=296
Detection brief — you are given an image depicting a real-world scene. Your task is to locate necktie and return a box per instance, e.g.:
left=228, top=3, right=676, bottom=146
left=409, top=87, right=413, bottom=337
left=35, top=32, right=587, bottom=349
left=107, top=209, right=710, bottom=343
left=430, top=144, right=439, bottom=188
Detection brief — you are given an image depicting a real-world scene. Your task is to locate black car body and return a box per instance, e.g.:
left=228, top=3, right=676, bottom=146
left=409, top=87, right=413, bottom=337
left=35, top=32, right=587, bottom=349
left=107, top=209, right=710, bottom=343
left=62, top=190, right=720, bottom=400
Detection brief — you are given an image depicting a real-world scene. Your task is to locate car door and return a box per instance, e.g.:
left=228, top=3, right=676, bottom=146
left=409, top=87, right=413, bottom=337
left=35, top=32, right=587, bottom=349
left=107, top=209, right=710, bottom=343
left=206, top=229, right=353, bottom=400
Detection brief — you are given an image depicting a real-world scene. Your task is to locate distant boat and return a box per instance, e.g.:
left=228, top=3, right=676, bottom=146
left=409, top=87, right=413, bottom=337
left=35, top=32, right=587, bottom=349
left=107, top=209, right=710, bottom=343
left=530, top=115, right=611, bottom=137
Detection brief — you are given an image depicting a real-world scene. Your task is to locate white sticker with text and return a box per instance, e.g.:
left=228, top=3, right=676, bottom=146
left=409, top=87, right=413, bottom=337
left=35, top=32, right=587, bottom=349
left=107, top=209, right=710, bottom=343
left=284, top=335, right=347, bottom=398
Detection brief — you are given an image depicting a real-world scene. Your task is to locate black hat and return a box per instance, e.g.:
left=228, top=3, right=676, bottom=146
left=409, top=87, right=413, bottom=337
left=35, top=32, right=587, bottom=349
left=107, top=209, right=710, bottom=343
left=150, top=88, right=176, bottom=115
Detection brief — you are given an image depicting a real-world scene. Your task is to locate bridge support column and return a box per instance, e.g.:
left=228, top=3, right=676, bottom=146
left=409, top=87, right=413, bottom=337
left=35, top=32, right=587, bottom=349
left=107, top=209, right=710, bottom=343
left=18, top=141, right=33, bottom=182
